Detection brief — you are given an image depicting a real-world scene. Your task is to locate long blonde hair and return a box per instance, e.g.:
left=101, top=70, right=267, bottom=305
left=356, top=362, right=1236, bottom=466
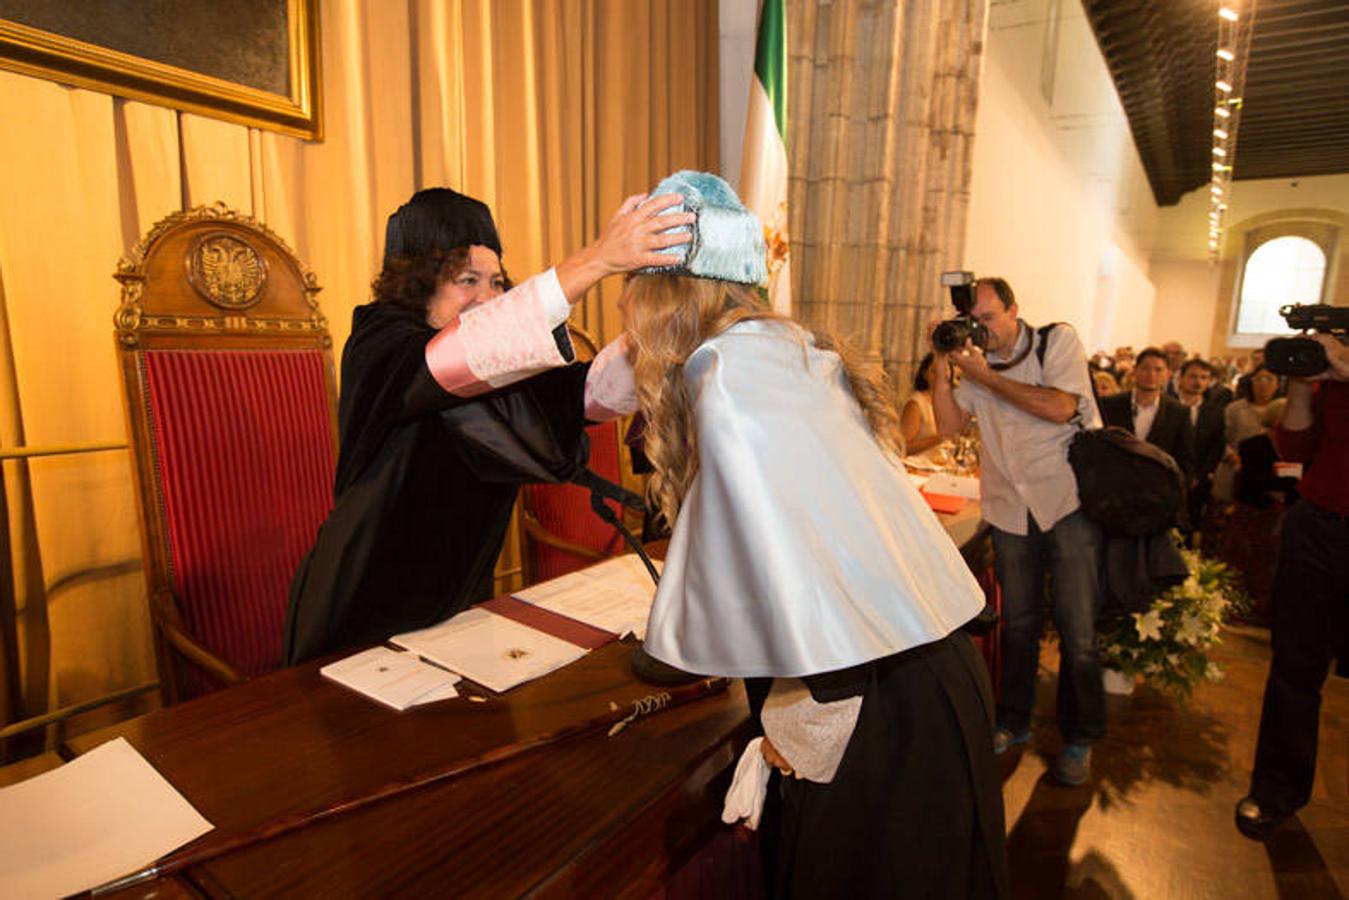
left=624, top=274, right=903, bottom=524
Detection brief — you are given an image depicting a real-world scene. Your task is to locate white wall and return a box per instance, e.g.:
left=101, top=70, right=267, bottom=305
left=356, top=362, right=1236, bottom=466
left=1151, top=173, right=1349, bottom=354
left=1147, top=259, right=1221, bottom=353
left=963, top=0, right=1159, bottom=354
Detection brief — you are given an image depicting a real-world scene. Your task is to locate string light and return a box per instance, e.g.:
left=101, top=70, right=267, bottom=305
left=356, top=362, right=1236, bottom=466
left=1207, top=1, right=1253, bottom=262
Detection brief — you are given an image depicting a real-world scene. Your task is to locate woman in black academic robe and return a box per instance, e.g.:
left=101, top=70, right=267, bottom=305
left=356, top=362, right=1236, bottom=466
left=282, top=187, right=692, bottom=664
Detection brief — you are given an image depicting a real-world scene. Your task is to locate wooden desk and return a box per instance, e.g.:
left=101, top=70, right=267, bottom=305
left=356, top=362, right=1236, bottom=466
left=66, top=639, right=750, bottom=898
left=64, top=507, right=988, bottom=898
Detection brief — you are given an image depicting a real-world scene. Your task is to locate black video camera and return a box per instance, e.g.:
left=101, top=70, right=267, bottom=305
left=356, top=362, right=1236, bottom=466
left=1264, top=304, right=1349, bottom=377
left=933, top=271, right=989, bottom=353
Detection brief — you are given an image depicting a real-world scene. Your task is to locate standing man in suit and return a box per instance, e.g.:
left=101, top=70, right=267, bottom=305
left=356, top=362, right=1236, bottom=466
left=1162, top=341, right=1187, bottom=398
left=1175, top=358, right=1229, bottom=538
left=1101, top=347, right=1194, bottom=478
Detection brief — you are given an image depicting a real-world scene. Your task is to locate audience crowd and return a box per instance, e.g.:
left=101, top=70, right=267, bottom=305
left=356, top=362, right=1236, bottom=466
left=923, top=335, right=1291, bottom=617
left=900, top=270, right=1345, bottom=849
left=1084, top=340, right=1291, bottom=618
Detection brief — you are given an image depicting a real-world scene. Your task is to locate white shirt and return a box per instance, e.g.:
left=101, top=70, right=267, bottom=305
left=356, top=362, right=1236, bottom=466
left=953, top=322, right=1100, bottom=535
left=1179, top=395, right=1203, bottom=427
left=1131, top=391, right=1161, bottom=441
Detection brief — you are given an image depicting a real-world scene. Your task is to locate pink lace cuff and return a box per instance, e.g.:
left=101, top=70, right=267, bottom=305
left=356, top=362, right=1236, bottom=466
left=424, top=269, right=572, bottom=397
left=585, top=336, right=638, bottom=421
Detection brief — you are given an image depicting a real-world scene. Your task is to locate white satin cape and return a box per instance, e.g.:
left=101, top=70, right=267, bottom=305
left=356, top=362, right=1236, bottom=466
left=644, top=320, right=985, bottom=678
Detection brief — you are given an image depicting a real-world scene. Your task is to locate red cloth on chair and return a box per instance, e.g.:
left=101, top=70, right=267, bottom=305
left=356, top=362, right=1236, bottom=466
left=144, top=349, right=335, bottom=696
left=973, top=566, right=1003, bottom=698
left=522, top=422, right=626, bottom=582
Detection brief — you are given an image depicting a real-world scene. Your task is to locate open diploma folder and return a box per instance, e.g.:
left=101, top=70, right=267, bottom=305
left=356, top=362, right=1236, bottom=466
left=392, top=607, right=589, bottom=694
left=512, top=553, right=661, bottom=639
left=320, top=646, right=460, bottom=711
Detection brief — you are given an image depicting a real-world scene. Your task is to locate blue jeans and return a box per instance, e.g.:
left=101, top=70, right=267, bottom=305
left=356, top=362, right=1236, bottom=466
left=992, top=508, right=1105, bottom=742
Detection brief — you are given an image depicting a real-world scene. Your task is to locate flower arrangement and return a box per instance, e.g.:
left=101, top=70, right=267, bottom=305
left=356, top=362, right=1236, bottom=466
left=1098, top=548, right=1251, bottom=698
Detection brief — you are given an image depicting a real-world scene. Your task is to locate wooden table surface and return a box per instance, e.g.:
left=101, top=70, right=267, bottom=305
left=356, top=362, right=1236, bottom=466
left=65, top=505, right=983, bottom=898
left=66, top=638, right=751, bottom=898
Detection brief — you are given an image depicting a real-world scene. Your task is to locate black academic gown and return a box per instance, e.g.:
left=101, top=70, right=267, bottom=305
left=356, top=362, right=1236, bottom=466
left=750, top=634, right=1010, bottom=900
left=282, top=302, right=590, bottom=665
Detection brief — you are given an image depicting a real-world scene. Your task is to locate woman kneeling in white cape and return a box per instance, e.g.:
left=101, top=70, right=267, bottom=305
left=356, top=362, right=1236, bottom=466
left=627, top=171, right=1010, bottom=899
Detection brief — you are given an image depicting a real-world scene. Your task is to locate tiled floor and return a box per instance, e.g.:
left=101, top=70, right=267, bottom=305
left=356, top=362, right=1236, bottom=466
left=1001, top=626, right=1348, bottom=899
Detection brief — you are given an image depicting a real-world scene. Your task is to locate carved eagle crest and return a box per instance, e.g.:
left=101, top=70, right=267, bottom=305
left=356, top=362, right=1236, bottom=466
left=188, top=233, right=267, bottom=309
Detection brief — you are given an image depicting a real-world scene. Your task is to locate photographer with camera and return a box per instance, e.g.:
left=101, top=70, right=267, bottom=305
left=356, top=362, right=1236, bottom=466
left=1237, top=331, right=1349, bottom=840
left=929, top=276, right=1105, bottom=786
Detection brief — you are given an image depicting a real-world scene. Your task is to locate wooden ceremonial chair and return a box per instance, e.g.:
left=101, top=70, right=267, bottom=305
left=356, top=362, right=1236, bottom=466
left=519, top=325, right=641, bottom=584
left=113, top=203, right=338, bottom=704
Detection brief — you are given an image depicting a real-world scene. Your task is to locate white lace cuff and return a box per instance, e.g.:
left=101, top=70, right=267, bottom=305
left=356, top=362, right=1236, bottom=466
left=584, top=335, right=638, bottom=420
left=760, top=678, right=863, bottom=784
left=424, top=269, right=571, bottom=396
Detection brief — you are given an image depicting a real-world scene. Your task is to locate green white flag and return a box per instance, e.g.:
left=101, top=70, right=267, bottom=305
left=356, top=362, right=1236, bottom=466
left=738, top=0, right=790, bottom=314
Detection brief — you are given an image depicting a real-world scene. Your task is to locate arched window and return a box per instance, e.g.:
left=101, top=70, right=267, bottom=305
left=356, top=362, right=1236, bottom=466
left=1234, top=235, right=1327, bottom=336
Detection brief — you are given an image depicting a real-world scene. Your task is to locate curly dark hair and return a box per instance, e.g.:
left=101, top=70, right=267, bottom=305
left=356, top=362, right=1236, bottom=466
left=371, top=248, right=514, bottom=317
left=370, top=248, right=469, bottom=315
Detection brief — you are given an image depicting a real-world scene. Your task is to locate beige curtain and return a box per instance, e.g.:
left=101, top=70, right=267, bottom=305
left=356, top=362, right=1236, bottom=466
left=0, top=0, right=717, bottom=742
left=788, top=0, right=986, bottom=391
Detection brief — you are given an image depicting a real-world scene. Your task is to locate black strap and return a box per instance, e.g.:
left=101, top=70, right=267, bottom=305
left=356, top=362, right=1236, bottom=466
left=1035, top=322, right=1060, bottom=367
left=1035, top=322, right=1102, bottom=426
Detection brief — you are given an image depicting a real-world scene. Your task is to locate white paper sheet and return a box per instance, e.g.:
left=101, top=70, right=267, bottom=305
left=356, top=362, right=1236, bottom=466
left=922, top=472, right=981, bottom=499
left=0, top=737, right=213, bottom=899
left=391, top=608, right=588, bottom=693
left=320, top=646, right=461, bottom=711
left=512, top=553, right=661, bottom=639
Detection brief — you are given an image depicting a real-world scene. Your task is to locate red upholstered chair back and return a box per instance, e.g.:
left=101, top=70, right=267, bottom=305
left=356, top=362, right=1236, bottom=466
left=521, top=421, right=628, bottom=582
left=114, top=204, right=338, bottom=703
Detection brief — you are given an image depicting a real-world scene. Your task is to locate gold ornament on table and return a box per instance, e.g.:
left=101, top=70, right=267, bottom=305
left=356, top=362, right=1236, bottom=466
left=187, top=232, right=268, bottom=310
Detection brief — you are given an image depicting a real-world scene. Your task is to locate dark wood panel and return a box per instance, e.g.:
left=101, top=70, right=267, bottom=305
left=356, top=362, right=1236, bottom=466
left=165, top=686, right=750, bottom=898
left=67, top=639, right=735, bottom=835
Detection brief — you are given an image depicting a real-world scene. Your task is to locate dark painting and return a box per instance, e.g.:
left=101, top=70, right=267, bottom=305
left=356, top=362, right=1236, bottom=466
left=0, top=0, right=320, bottom=140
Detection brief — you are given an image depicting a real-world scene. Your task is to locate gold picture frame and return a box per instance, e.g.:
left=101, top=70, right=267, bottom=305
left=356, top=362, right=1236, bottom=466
left=0, top=0, right=321, bottom=141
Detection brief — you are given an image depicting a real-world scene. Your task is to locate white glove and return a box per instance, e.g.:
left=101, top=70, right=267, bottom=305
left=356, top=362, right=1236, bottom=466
left=721, top=736, right=772, bottom=830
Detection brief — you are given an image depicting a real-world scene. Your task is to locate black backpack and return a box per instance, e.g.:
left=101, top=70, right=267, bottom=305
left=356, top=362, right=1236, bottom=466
left=1036, top=324, right=1186, bottom=537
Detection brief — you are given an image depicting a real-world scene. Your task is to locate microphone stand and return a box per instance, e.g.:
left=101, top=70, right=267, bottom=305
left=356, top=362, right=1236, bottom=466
left=571, top=469, right=661, bottom=586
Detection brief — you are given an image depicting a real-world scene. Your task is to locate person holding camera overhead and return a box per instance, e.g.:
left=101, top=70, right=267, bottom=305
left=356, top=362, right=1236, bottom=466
left=1236, top=333, right=1349, bottom=840
left=928, top=276, right=1105, bottom=786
